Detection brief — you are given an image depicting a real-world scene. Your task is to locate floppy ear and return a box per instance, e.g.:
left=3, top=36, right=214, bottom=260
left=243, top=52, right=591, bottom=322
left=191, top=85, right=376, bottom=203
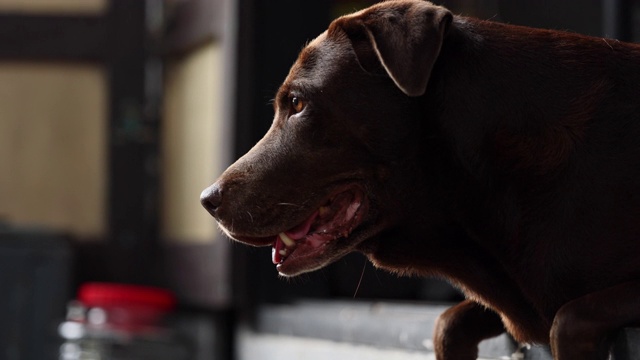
left=334, top=1, right=452, bottom=97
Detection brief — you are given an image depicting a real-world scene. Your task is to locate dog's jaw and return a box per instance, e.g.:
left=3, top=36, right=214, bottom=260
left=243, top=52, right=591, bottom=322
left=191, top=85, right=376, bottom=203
left=214, top=184, right=371, bottom=276
left=274, top=186, right=368, bottom=276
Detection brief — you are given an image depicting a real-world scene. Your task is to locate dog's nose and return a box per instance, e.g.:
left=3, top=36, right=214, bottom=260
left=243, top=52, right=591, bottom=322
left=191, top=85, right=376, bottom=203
left=200, top=184, right=223, bottom=217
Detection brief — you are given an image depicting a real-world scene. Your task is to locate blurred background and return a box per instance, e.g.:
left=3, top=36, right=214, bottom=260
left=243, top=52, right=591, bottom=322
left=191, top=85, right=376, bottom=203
left=0, top=0, right=639, bottom=359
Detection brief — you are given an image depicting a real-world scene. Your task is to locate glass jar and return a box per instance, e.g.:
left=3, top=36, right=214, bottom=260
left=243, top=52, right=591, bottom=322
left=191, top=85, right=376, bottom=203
left=58, top=283, right=190, bottom=360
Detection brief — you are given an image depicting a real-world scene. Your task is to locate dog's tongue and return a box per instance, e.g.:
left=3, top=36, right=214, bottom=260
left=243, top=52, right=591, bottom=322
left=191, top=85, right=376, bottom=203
left=271, top=211, right=318, bottom=264
left=286, top=211, right=319, bottom=239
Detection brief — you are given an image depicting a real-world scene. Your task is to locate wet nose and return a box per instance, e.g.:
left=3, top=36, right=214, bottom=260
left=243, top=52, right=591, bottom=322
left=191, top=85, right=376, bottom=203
left=200, top=183, right=223, bottom=217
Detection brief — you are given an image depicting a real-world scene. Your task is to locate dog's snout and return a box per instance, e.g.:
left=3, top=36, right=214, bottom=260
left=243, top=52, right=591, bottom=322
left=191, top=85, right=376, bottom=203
left=200, top=184, right=223, bottom=217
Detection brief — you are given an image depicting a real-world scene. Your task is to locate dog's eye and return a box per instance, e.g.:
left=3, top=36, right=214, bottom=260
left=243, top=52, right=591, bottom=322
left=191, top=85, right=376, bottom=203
left=291, top=96, right=305, bottom=114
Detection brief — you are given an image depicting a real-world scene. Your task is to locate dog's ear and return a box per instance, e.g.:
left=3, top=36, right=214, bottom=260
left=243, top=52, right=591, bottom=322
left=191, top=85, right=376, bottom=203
left=333, top=1, right=452, bottom=97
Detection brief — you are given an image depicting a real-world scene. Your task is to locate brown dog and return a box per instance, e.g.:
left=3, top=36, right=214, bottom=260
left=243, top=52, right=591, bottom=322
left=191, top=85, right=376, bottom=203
left=201, top=1, right=640, bottom=359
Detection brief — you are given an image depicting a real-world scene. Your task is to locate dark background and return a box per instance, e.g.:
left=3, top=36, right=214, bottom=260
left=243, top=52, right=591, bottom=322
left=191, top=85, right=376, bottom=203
left=1, top=0, right=638, bottom=359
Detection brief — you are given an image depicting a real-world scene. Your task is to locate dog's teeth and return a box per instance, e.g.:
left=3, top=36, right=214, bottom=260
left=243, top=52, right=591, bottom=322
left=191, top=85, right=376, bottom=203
left=279, top=232, right=296, bottom=247
left=279, top=249, right=288, bottom=256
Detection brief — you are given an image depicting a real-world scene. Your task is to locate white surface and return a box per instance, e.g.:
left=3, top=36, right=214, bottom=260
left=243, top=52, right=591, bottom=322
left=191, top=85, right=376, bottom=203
left=237, top=328, right=516, bottom=360
left=238, top=329, right=436, bottom=360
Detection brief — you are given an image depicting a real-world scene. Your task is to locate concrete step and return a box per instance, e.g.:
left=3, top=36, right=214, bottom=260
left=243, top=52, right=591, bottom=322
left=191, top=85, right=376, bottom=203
left=238, top=331, right=440, bottom=360
left=239, top=300, right=639, bottom=360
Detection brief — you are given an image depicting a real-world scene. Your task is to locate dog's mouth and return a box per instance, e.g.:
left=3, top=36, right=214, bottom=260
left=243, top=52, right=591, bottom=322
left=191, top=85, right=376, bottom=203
left=226, top=186, right=367, bottom=276
left=273, top=188, right=366, bottom=273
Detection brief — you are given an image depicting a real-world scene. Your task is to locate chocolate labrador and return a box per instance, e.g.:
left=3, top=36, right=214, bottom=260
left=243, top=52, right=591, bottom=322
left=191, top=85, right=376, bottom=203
left=200, top=1, right=640, bottom=359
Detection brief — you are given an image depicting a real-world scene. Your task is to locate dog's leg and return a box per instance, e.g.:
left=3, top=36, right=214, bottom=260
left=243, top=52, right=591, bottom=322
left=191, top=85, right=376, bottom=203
left=434, top=299, right=505, bottom=360
left=550, top=280, right=640, bottom=360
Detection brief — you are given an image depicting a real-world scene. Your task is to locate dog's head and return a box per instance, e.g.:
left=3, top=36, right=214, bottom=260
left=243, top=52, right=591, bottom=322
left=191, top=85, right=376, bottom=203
left=201, top=0, right=452, bottom=276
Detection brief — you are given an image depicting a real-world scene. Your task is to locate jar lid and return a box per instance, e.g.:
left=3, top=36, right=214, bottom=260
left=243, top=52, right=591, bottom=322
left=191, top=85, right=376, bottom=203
left=78, top=282, right=176, bottom=312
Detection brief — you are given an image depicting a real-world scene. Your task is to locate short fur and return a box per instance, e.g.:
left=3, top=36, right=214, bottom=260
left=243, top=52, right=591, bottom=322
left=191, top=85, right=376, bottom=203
left=201, top=1, right=640, bottom=359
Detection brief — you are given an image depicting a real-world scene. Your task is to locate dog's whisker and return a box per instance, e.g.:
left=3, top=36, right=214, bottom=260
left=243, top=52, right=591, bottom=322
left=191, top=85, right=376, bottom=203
left=277, top=202, right=301, bottom=206
left=602, top=38, right=614, bottom=51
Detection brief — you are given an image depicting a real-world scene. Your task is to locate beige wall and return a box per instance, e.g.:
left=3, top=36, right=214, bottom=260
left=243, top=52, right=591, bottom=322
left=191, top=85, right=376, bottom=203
left=0, top=63, right=107, bottom=237
left=0, top=49, right=226, bottom=242
left=0, top=0, right=106, bottom=14
left=0, top=2, right=228, bottom=243
left=162, top=42, right=226, bottom=244
left=0, top=0, right=107, bottom=239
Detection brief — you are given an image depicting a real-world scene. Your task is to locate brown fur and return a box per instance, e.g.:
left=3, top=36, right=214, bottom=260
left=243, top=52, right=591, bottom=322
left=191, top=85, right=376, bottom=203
left=201, top=1, right=640, bottom=359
